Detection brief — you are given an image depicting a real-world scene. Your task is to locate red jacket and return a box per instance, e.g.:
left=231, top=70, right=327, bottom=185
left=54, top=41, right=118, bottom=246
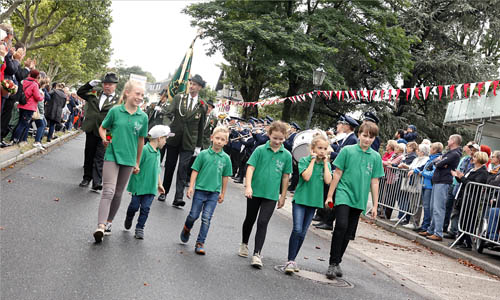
left=18, top=76, right=43, bottom=111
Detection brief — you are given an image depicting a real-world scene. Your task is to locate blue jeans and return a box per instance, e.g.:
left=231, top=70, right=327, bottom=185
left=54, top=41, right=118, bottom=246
left=421, top=188, right=432, bottom=231
left=34, top=118, right=47, bottom=143
left=65, top=111, right=74, bottom=130
left=427, top=183, right=449, bottom=237
left=47, top=119, right=57, bottom=141
left=288, top=202, right=316, bottom=261
left=126, top=194, right=155, bottom=229
left=487, top=208, right=500, bottom=241
left=184, top=190, right=219, bottom=244
left=12, top=109, right=34, bottom=142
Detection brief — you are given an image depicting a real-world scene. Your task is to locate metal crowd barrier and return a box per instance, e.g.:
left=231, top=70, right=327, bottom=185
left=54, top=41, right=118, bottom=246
left=450, top=182, right=500, bottom=251
left=377, top=166, right=423, bottom=227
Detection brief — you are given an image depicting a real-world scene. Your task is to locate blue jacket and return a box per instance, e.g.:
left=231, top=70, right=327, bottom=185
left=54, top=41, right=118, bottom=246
left=396, top=138, right=408, bottom=144
left=284, top=132, right=296, bottom=152
left=404, top=131, right=417, bottom=142
left=371, top=136, right=381, bottom=152
left=414, top=153, right=441, bottom=189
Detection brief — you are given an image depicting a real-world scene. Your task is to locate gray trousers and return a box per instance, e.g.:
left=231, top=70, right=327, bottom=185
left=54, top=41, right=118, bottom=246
left=97, top=161, right=133, bottom=225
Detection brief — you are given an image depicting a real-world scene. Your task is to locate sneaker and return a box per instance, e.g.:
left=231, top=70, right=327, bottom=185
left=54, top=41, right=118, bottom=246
left=124, top=216, right=133, bottom=230
left=238, top=243, right=249, bottom=257
left=33, top=142, right=45, bottom=150
left=135, top=228, right=144, bottom=239
left=402, top=223, right=416, bottom=230
left=284, top=261, right=296, bottom=274
left=79, top=179, right=91, bottom=187
left=180, top=225, right=190, bottom=243
left=104, top=223, right=112, bottom=236
left=390, top=218, right=400, bottom=222
left=90, top=185, right=102, bottom=193
left=326, top=263, right=342, bottom=279
left=158, top=194, right=166, bottom=202
left=93, top=226, right=105, bottom=243
left=195, top=242, right=206, bottom=255
left=251, top=254, right=263, bottom=269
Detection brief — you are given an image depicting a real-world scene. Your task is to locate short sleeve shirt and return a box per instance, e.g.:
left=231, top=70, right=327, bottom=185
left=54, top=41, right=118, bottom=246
left=127, top=143, right=160, bottom=196
left=247, top=141, right=293, bottom=201
left=192, top=147, right=232, bottom=193
left=102, top=105, right=148, bottom=166
left=334, top=144, right=385, bottom=211
left=293, top=155, right=332, bottom=208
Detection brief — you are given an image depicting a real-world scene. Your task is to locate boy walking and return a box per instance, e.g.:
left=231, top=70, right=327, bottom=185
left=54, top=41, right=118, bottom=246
left=324, top=122, right=385, bottom=279
left=124, top=125, right=174, bottom=239
left=180, top=126, right=232, bottom=254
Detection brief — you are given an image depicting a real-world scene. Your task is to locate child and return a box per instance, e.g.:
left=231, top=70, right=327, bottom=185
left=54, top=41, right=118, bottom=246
left=239, top=120, right=293, bottom=269
left=285, top=135, right=332, bottom=274
left=124, top=125, right=174, bottom=239
left=93, top=80, right=148, bottom=243
left=324, top=121, right=384, bottom=279
left=180, top=126, right=232, bottom=255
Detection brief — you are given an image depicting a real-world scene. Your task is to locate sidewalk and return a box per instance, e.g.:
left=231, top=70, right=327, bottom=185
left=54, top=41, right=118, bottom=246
left=0, top=130, right=82, bottom=169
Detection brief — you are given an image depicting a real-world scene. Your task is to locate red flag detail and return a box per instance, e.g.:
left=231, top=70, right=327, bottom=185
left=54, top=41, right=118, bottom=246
left=415, top=87, right=420, bottom=100
left=438, top=86, right=443, bottom=100
left=450, top=85, right=455, bottom=100
left=477, top=82, right=484, bottom=97
left=395, top=89, right=400, bottom=101
left=341, top=91, right=345, bottom=101
left=425, top=86, right=431, bottom=100
left=336, top=91, right=341, bottom=101
left=406, top=88, right=410, bottom=102
left=493, top=80, right=499, bottom=96
left=380, top=90, right=385, bottom=101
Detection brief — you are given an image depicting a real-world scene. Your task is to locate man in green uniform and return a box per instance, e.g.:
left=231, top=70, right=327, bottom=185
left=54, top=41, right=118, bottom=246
left=78, top=72, right=120, bottom=191
left=159, top=74, right=207, bottom=207
left=202, top=99, right=217, bottom=149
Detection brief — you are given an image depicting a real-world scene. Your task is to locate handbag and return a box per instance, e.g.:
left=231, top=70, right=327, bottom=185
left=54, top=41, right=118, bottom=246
left=32, top=107, right=41, bottom=120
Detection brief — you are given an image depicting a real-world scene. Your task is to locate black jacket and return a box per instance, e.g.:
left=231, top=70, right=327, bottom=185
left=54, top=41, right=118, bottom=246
left=45, top=89, right=67, bottom=123
left=432, top=147, right=462, bottom=185
left=455, top=166, right=489, bottom=205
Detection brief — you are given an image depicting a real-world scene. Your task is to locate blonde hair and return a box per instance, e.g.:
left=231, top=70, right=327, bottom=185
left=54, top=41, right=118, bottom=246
left=431, top=142, right=444, bottom=153
left=407, top=141, right=418, bottom=152
left=310, top=135, right=329, bottom=151
left=421, top=139, right=431, bottom=145
left=119, top=80, right=144, bottom=104
left=387, top=140, right=397, bottom=151
left=474, top=151, right=489, bottom=165
left=268, top=120, right=288, bottom=136
left=395, top=143, right=406, bottom=153
left=212, top=126, right=230, bottom=139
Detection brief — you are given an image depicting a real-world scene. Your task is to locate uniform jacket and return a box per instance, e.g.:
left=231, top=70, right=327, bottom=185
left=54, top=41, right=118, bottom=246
left=284, top=132, right=297, bottom=152
left=202, top=114, right=217, bottom=149
left=146, top=100, right=169, bottom=130
left=331, top=132, right=358, bottom=161
left=165, top=93, right=207, bottom=151
left=78, top=82, right=119, bottom=136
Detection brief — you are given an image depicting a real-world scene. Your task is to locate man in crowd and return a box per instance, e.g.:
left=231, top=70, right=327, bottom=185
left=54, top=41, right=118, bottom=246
left=78, top=72, right=120, bottom=191
left=158, top=74, right=207, bottom=207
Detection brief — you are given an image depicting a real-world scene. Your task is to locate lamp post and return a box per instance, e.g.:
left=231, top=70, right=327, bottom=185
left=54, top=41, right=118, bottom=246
left=306, top=63, right=327, bottom=129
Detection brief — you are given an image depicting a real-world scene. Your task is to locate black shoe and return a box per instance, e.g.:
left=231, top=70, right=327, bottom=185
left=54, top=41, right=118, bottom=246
left=158, top=194, right=166, bottom=202
left=90, top=184, right=102, bottom=192
left=326, top=263, right=342, bottom=279
left=456, top=243, right=472, bottom=250
left=313, top=221, right=325, bottom=227
left=79, top=179, right=91, bottom=187
left=312, top=215, right=322, bottom=222
left=316, top=223, right=333, bottom=230
left=414, top=227, right=426, bottom=232
left=124, top=216, right=133, bottom=230
left=443, top=233, right=456, bottom=239
left=172, top=199, right=186, bottom=207
left=234, top=179, right=243, bottom=184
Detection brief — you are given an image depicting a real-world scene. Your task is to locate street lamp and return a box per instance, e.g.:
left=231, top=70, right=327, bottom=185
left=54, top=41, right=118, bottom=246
left=306, top=63, right=327, bottom=129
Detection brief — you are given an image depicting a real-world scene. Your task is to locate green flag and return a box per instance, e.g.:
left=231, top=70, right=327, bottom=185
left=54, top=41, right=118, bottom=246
left=167, top=35, right=199, bottom=101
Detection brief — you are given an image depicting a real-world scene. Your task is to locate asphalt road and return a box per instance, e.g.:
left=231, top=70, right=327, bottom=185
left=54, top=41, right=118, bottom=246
left=1, top=135, right=423, bottom=300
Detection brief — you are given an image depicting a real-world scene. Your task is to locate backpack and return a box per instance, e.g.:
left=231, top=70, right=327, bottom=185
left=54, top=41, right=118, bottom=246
left=11, top=80, right=26, bottom=105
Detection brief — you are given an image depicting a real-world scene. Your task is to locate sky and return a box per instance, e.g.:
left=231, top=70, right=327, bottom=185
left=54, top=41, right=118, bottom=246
left=109, top=0, right=224, bottom=88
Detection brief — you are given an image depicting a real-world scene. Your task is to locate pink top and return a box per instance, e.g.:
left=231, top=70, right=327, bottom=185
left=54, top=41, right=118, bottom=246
left=18, top=77, right=43, bottom=112
left=382, top=151, right=394, bottom=161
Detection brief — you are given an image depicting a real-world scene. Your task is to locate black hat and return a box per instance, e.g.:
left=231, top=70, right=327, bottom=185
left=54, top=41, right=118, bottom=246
left=291, top=122, right=301, bottom=130
left=250, top=117, right=259, bottom=122
left=248, top=119, right=255, bottom=126
left=363, top=111, right=379, bottom=124
left=338, top=115, right=359, bottom=128
left=189, top=74, right=206, bottom=88
left=265, top=116, right=274, bottom=123
left=206, top=99, right=215, bottom=108
left=102, top=72, right=118, bottom=84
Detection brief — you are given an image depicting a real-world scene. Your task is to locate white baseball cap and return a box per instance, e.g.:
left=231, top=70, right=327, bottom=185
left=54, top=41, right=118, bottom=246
left=148, top=125, right=175, bottom=138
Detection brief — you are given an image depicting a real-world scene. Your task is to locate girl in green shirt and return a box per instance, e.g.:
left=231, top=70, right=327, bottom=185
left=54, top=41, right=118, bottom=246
left=285, top=135, right=332, bottom=274
left=93, top=80, right=149, bottom=243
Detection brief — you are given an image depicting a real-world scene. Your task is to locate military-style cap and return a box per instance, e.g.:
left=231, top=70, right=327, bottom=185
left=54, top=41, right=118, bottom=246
left=206, top=99, right=215, bottom=108
left=189, top=74, right=206, bottom=88
left=290, top=122, right=301, bottom=130
left=363, top=111, right=379, bottom=124
left=337, top=115, right=359, bottom=128
left=102, top=72, right=119, bottom=84
left=265, top=116, right=274, bottom=123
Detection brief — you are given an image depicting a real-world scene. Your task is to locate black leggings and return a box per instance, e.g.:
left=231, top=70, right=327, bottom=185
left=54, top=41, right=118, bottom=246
left=329, top=204, right=362, bottom=264
left=242, top=197, right=277, bottom=255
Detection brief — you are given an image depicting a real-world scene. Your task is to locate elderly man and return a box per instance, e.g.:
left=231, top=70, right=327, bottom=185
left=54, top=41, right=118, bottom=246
left=158, top=74, right=207, bottom=207
left=78, top=72, right=120, bottom=191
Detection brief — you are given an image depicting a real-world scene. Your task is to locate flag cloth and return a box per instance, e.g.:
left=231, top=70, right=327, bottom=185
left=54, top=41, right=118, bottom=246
left=167, top=36, right=198, bottom=101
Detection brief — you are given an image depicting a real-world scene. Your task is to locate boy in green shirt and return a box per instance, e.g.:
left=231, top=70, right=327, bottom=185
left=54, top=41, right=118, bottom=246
left=324, top=122, right=385, bottom=279
left=180, top=126, right=233, bottom=255
left=124, top=125, right=174, bottom=239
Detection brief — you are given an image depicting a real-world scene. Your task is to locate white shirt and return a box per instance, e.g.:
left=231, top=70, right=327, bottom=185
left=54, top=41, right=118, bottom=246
left=188, top=94, right=199, bottom=111
left=99, top=92, right=115, bottom=110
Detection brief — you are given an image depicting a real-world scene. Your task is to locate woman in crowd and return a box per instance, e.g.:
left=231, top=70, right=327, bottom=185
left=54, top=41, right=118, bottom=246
left=382, top=140, right=397, bottom=162
left=45, top=83, right=67, bottom=142
left=32, top=77, right=50, bottom=149
left=382, top=143, right=405, bottom=219
left=488, top=150, right=500, bottom=175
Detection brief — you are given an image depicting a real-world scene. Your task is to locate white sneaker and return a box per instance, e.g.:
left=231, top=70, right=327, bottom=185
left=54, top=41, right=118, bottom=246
left=251, top=254, right=263, bottom=269
left=33, top=142, right=45, bottom=150
left=93, top=226, right=105, bottom=243
left=390, top=218, right=400, bottom=222
left=403, top=223, right=416, bottom=229
left=284, top=261, right=296, bottom=274
left=104, top=223, right=112, bottom=236
left=238, top=243, right=249, bottom=257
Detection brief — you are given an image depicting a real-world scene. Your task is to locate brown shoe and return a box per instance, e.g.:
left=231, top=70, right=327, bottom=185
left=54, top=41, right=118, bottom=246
left=426, top=234, right=443, bottom=241
left=418, top=231, right=430, bottom=237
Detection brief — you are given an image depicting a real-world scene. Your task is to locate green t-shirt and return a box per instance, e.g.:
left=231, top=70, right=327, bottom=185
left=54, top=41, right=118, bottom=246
left=102, top=105, right=148, bottom=167
left=334, top=144, right=385, bottom=211
left=192, top=147, right=232, bottom=193
left=247, top=141, right=293, bottom=201
left=127, top=143, right=161, bottom=196
left=293, top=155, right=332, bottom=208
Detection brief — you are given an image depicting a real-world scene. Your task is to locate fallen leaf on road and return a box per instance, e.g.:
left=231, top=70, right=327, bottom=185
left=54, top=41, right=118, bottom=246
left=373, top=273, right=376, bottom=276
left=143, top=282, right=149, bottom=286
left=1, top=168, right=6, bottom=171
left=304, top=257, right=309, bottom=260
left=54, top=197, right=60, bottom=202
left=8, top=165, right=14, bottom=169
left=315, top=246, right=321, bottom=249
left=361, top=259, right=366, bottom=262
left=0, top=226, right=4, bottom=230
left=317, top=257, right=325, bottom=261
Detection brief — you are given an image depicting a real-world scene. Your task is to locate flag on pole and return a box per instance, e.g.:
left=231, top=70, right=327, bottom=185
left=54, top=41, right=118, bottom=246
left=167, top=35, right=200, bottom=101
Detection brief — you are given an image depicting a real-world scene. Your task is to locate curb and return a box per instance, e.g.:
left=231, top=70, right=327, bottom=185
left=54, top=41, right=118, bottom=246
left=0, top=130, right=82, bottom=169
left=367, top=215, right=500, bottom=278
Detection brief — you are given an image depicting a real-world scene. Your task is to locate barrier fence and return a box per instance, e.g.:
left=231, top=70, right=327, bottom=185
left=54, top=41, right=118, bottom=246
left=377, top=166, right=423, bottom=227
left=450, top=182, right=500, bottom=251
